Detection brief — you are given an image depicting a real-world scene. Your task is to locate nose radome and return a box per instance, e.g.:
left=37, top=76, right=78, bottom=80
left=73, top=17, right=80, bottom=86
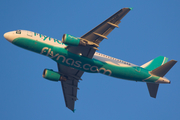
left=4, top=32, right=8, bottom=38
left=4, top=32, right=14, bottom=43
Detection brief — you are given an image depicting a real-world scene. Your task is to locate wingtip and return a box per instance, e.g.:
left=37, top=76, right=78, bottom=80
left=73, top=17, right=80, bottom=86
left=129, top=7, right=133, bottom=10
left=72, top=109, right=76, bottom=113
left=171, top=59, right=178, bottom=63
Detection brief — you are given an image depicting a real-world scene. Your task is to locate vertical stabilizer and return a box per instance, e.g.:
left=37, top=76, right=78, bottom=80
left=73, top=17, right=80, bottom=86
left=141, top=56, right=168, bottom=71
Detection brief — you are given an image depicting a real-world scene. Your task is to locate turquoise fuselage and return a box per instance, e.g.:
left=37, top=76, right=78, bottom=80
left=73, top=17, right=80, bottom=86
left=11, top=31, right=159, bottom=83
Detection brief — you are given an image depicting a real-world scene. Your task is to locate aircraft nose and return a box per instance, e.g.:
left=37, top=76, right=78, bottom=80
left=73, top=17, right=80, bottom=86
left=4, top=32, right=14, bottom=43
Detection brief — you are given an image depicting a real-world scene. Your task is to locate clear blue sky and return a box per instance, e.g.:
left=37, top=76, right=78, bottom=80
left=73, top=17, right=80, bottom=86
left=1, top=0, right=180, bottom=120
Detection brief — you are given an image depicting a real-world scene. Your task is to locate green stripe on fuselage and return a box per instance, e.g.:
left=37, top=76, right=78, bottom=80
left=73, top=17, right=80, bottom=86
left=12, top=37, right=159, bottom=82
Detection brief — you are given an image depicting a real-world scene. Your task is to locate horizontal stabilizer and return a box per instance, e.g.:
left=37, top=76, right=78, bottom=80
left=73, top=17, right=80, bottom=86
left=146, top=83, right=159, bottom=98
left=150, top=60, right=177, bottom=77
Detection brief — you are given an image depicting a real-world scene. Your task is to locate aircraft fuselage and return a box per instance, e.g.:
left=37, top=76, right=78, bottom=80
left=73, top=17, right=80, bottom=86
left=4, top=30, right=169, bottom=83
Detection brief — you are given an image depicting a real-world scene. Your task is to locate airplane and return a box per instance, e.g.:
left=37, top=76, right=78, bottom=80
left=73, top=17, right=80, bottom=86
left=4, top=8, right=177, bottom=112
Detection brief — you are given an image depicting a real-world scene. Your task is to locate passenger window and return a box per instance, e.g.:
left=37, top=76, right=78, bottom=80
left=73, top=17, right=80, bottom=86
left=16, top=30, right=21, bottom=34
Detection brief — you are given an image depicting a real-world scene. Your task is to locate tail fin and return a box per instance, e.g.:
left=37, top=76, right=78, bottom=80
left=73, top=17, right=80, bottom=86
left=141, top=56, right=168, bottom=71
left=145, top=58, right=177, bottom=98
left=150, top=60, right=177, bottom=77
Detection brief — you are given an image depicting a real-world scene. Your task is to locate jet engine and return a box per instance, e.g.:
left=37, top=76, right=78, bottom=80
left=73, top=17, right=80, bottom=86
left=42, top=69, right=66, bottom=82
left=62, top=34, right=86, bottom=46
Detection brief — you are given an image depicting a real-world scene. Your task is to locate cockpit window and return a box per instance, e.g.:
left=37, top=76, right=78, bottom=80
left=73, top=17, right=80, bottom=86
left=16, top=30, right=21, bottom=34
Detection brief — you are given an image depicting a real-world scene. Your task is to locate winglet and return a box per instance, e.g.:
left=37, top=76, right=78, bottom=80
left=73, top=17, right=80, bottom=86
left=72, top=109, right=76, bottom=113
left=129, top=7, right=133, bottom=10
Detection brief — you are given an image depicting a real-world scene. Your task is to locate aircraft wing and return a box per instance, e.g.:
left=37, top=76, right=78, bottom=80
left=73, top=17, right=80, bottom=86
left=58, top=8, right=131, bottom=110
left=66, top=8, right=132, bottom=58
left=57, top=63, right=83, bottom=111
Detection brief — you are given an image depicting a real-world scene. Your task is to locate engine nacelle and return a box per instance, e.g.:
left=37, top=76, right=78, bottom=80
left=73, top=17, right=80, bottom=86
left=42, top=69, right=66, bottom=82
left=62, top=34, right=86, bottom=46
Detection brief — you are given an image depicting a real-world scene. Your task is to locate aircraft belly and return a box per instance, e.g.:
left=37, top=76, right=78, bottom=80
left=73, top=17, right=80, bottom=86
left=46, top=45, right=150, bottom=82
left=12, top=37, right=154, bottom=82
left=101, top=63, right=151, bottom=81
